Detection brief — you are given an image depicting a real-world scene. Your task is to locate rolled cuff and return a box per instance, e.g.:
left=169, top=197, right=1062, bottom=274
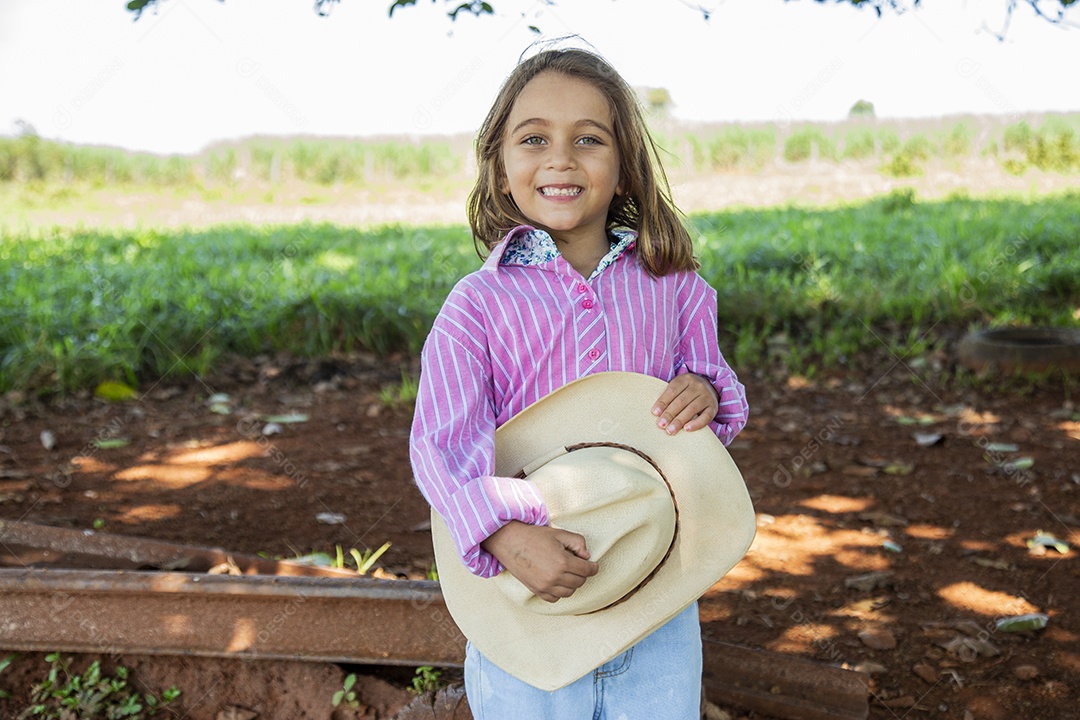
left=442, top=474, right=549, bottom=578
left=676, top=364, right=749, bottom=446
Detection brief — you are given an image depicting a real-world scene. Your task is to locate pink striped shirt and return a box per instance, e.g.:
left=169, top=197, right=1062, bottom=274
left=410, top=225, right=748, bottom=577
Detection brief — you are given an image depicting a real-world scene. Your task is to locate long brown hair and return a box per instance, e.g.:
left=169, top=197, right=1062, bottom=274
left=466, top=48, right=697, bottom=276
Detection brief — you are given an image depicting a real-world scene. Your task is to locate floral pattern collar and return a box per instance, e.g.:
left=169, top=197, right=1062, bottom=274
left=499, top=226, right=637, bottom=281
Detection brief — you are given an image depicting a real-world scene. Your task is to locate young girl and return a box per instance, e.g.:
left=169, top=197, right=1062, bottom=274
left=410, top=46, right=748, bottom=718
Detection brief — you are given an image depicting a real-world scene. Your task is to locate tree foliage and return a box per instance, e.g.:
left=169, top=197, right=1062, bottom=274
left=848, top=99, right=876, bottom=119
left=126, top=0, right=1078, bottom=27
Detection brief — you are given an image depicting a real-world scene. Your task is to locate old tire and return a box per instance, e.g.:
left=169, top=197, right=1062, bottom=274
left=957, top=327, right=1080, bottom=374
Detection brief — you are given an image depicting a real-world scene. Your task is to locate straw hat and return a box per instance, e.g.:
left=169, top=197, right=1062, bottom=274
left=431, top=371, right=756, bottom=691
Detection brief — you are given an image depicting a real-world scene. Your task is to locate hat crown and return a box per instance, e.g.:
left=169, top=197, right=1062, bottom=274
left=492, top=444, right=677, bottom=616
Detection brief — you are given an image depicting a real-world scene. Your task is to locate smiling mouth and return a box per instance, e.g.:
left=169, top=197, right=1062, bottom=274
left=539, top=186, right=583, bottom=197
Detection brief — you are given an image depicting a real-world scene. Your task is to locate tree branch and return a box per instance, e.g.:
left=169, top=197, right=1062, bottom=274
left=125, top=0, right=1078, bottom=34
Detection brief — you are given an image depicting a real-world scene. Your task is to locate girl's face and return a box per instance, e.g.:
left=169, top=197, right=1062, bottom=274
left=500, top=71, right=622, bottom=250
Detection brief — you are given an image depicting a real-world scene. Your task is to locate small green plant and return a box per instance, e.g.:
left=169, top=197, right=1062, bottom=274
left=881, top=150, right=922, bottom=178
left=409, top=666, right=442, bottom=695
left=351, top=542, right=392, bottom=575
left=377, top=371, right=420, bottom=406
left=330, top=542, right=392, bottom=575
left=0, top=653, right=17, bottom=699
left=331, top=673, right=359, bottom=709
left=18, top=653, right=180, bottom=719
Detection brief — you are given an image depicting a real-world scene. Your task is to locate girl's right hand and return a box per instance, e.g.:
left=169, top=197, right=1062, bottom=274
left=480, top=520, right=599, bottom=603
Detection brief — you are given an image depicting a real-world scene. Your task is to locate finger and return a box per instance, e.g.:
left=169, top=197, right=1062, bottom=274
left=556, top=530, right=591, bottom=560
left=564, top=555, right=599, bottom=578
left=550, top=570, right=594, bottom=596
left=651, top=383, right=680, bottom=417
left=538, top=579, right=582, bottom=602
left=651, top=374, right=694, bottom=417
left=669, top=397, right=713, bottom=434
left=553, top=571, right=590, bottom=592
left=682, top=414, right=712, bottom=432
left=657, top=391, right=693, bottom=430
left=682, top=403, right=717, bottom=432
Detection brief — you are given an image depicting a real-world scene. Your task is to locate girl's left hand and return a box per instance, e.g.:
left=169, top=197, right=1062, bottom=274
left=652, top=373, right=719, bottom=435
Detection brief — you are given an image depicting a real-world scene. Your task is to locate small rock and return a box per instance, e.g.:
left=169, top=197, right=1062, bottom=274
left=353, top=674, right=413, bottom=717
left=858, top=627, right=897, bottom=650
left=40, top=430, right=57, bottom=450
left=845, top=571, right=894, bottom=592
left=939, top=634, right=1000, bottom=659
left=913, top=663, right=939, bottom=684
left=913, top=431, right=944, bottom=447
left=966, top=696, right=1008, bottom=720
left=1012, top=664, right=1038, bottom=681
left=1043, top=680, right=1069, bottom=699
left=216, top=707, right=258, bottom=720
left=315, top=512, right=346, bottom=525
left=702, top=702, right=732, bottom=720
left=852, top=661, right=888, bottom=675
left=390, top=687, right=466, bottom=719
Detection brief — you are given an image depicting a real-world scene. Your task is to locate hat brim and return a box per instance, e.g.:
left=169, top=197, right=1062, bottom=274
left=431, top=371, right=756, bottom=691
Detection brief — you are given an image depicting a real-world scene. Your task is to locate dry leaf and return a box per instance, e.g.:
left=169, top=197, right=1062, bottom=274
left=208, top=555, right=242, bottom=576
left=856, top=455, right=890, bottom=468
left=913, top=432, right=944, bottom=447
left=216, top=707, right=258, bottom=720
left=845, top=571, right=894, bottom=592
left=971, top=557, right=1011, bottom=570
left=858, top=511, right=909, bottom=527
left=939, top=635, right=1000, bottom=660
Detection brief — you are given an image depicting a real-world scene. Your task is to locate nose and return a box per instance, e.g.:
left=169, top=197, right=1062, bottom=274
left=544, top=141, right=575, bottom=170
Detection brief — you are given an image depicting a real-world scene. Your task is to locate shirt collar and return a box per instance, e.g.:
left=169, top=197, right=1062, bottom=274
left=485, top=225, right=638, bottom=280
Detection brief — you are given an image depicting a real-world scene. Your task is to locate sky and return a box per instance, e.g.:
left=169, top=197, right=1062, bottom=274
left=1, top=0, right=1078, bottom=155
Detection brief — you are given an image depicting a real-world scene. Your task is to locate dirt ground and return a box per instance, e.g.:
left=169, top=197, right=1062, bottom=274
left=3, top=161, right=1080, bottom=718
left=1, top=345, right=1077, bottom=720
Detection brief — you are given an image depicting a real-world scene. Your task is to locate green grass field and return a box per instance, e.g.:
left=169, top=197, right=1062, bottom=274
left=3, top=189, right=1077, bottom=395
left=3, top=113, right=1078, bottom=187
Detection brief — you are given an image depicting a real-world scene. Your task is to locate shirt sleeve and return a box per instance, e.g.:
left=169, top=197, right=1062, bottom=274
left=409, top=283, right=549, bottom=578
left=673, top=272, right=749, bottom=446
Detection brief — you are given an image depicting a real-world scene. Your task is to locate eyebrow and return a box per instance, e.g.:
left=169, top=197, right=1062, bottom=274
left=509, top=117, right=614, bottom=137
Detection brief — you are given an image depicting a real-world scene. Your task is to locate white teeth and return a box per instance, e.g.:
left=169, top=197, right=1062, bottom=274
left=540, top=187, right=582, bottom=196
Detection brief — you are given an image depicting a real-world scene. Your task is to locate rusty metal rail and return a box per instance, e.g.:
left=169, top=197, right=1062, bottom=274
left=704, top=638, right=868, bottom=720
left=0, top=568, right=465, bottom=667
left=0, top=522, right=867, bottom=719
left=0, top=519, right=353, bottom=577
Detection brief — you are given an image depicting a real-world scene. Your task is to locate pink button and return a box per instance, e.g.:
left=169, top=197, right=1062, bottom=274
left=582, top=299, right=594, bottom=310
left=588, top=349, right=601, bottom=360
left=576, top=283, right=587, bottom=294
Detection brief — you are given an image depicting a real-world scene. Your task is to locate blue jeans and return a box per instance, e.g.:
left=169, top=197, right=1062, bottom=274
left=464, top=601, right=701, bottom=720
